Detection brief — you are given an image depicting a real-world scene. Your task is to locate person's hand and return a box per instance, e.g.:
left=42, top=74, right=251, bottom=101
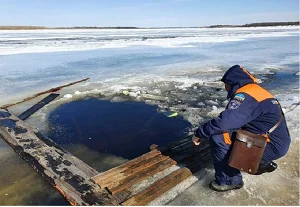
left=192, top=135, right=201, bottom=146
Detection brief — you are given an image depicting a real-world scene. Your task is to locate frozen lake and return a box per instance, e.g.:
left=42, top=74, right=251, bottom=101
left=0, top=27, right=299, bottom=205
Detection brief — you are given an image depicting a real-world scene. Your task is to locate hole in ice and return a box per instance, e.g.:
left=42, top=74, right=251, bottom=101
left=46, top=98, right=192, bottom=159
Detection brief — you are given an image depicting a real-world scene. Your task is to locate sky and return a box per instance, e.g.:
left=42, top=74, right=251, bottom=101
left=0, top=0, right=299, bottom=27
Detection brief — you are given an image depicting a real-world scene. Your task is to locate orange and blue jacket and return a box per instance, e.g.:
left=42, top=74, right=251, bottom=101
left=195, top=65, right=291, bottom=158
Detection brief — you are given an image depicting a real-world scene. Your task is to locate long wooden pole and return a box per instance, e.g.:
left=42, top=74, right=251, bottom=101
left=0, top=78, right=89, bottom=109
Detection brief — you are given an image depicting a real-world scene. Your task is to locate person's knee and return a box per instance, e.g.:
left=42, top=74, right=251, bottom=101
left=209, top=133, right=233, bottom=152
left=263, top=144, right=289, bottom=161
left=209, top=136, right=233, bottom=164
left=274, top=151, right=288, bottom=161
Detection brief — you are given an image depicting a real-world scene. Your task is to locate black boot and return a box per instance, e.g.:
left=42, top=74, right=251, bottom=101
left=209, top=180, right=244, bottom=192
left=255, top=161, right=277, bottom=175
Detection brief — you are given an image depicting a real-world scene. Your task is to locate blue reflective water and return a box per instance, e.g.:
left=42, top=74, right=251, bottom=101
left=47, top=99, right=191, bottom=159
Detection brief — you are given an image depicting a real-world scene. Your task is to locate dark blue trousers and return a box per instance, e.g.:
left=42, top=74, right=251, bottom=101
left=209, top=131, right=283, bottom=185
left=209, top=133, right=242, bottom=185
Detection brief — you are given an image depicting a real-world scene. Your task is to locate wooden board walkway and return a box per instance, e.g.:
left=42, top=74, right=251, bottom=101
left=91, top=142, right=211, bottom=205
left=0, top=108, right=211, bottom=206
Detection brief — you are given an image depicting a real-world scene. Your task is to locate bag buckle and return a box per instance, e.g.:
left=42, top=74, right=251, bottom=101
left=246, top=142, right=252, bottom=148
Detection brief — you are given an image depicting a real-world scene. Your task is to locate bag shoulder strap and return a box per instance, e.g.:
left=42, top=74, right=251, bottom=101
left=266, top=100, right=284, bottom=135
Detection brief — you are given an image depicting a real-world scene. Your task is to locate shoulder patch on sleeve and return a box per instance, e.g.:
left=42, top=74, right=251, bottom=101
left=234, top=93, right=245, bottom=101
left=228, top=100, right=241, bottom=110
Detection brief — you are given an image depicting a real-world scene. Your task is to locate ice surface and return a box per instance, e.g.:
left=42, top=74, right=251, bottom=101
left=0, top=27, right=299, bottom=205
left=0, top=27, right=299, bottom=108
left=0, top=27, right=298, bottom=55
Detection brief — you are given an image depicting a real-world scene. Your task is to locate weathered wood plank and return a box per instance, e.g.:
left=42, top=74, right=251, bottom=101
left=121, top=154, right=169, bottom=175
left=122, top=167, right=192, bottom=206
left=34, top=131, right=99, bottom=178
left=91, top=149, right=161, bottom=186
left=95, top=154, right=169, bottom=188
left=161, top=139, right=210, bottom=163
left=157, top=135, right=193, bottom=153
left=108, top=158, right=177, bottom=195
left=112, top=189, right=133, bottom=204
left=18, top=93, right=60, bottom=120
left=0, top=78, right=89, bottom=109
left=0, top=109, right=119, bottom=206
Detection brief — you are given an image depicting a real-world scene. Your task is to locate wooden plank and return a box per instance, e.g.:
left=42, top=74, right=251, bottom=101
left=91, top=149, right=161, bottom=185
left=121, top=154, right=169, bottom=175
left=158, top=135, right=193, bottom=153
left=18, top=93, right=60, bottom=120
left=97, top=154, right=169, bottom=188
left=35, top=131, right=99, bottom=177
left=170, top=145, right=210, bottom=163
left=150, top=144, right=158, bottom=150
left=122, top=167, right=192, bottom=206
left=112, top=189, right=133, bottom=204
left=108, top=158, right=177, bottom=195
left=162, top=139, right=210, bottom=163
left=0, top=109, right=119, bottom=206
left=0, top=78, right=89, bottom=109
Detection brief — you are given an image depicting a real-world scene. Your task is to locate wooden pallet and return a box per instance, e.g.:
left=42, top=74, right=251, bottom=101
left=0, top=109, right=119, bottom=206
left=91, top=149, right=195, bottom=206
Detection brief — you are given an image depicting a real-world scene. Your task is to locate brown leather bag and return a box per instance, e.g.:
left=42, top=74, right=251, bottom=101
left=228, top=112, right=283, bottom=174
left=228, top=130, right=267, bottom=174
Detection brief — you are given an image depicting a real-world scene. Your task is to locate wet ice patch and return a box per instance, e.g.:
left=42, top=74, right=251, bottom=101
left=63, top=94, right=72, bottom=99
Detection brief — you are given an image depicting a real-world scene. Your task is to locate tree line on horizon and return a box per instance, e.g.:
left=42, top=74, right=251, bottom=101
left=0, top=21, right=299, bottom=30
left=208, top=21, right=300, bottom=28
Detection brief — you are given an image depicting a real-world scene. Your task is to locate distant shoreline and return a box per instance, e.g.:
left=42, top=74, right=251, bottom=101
left=0, top=21, right=299, bottom=30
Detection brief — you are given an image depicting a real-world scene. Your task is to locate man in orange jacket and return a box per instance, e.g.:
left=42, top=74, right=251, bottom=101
left=193, top=65, right=290, bottom=192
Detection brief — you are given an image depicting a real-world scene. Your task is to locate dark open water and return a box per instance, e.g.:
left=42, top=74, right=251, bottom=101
left=47, top=99, right=192, bottom=159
